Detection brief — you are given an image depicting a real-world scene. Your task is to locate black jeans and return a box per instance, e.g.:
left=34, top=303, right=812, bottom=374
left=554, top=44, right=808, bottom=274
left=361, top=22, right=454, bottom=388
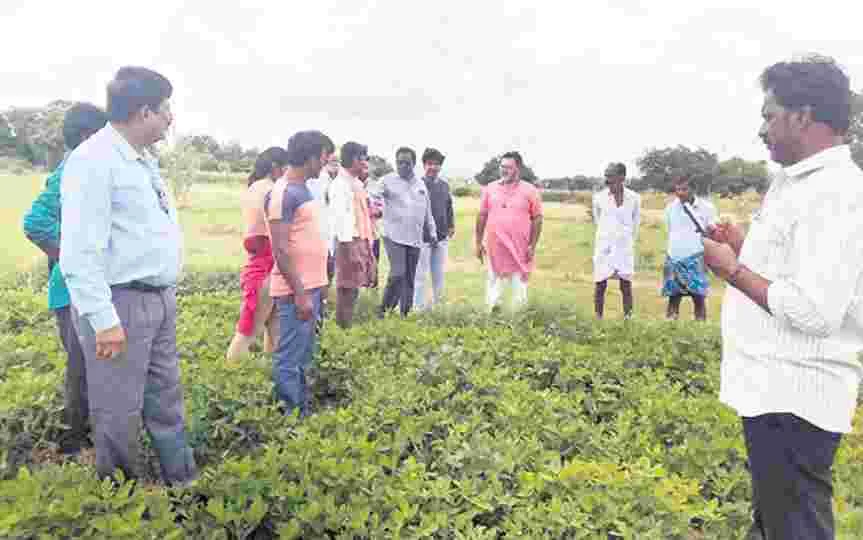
left=56, top=306, right=89, bottom=452
left=381, top=237, right=421, bottom=316
left=742, top=413, right=842, bottom=540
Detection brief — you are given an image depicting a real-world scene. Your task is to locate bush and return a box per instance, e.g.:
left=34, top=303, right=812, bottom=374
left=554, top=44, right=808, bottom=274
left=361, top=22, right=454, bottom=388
left=2, top=276, right=862, bottom=538
left=452, top=185, right=479, bottom=198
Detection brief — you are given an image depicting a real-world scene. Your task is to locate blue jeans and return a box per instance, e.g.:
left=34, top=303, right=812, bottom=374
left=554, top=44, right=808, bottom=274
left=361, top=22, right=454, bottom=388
left=414, top=240, right=448, bottom=310
left=273, top=289, right=322, bottom=416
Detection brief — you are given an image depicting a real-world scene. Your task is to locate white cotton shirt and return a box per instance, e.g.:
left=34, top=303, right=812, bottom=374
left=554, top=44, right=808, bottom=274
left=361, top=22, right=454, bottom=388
left=664, top=197, right=717, bottom=260
left=720, top=144, right=863, bottom=434
left=592, top=187, right=641, bottom=282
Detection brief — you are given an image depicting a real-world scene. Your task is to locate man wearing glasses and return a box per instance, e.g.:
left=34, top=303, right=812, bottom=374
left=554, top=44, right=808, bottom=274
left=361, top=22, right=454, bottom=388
left=373, top=147, right=437, bottom=317
left=60, top=67, right=197, bottom=485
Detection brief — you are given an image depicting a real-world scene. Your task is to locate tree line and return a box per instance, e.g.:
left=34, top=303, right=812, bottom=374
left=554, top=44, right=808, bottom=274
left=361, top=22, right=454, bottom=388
left=4, top=92, right=862, bottom=198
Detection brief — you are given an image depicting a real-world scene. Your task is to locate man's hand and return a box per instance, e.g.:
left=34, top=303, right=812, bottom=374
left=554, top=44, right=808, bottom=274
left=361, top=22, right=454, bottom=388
left=702, top=237, right=739, bottom=280
left=708, top=221, right=746, bottom=256
left=448, top=227, right=455, bottom=239
left=295, top=292, right=313, bottom=321
left=475, top=243, right=485, bottom=264
left=526, top=245, right=536, bottom=262
left=95, top=325, right=126, bottom=360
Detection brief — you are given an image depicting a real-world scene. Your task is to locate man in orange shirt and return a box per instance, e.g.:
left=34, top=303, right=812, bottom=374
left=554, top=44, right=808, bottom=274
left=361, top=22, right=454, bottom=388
left=265, top=130, right=335, bottom=417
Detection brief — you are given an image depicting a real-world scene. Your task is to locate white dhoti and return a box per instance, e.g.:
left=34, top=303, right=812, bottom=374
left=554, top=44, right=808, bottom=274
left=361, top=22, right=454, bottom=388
left=593, top=231, right=635, bottom=282
left=592, top=188, right=640, bottom=282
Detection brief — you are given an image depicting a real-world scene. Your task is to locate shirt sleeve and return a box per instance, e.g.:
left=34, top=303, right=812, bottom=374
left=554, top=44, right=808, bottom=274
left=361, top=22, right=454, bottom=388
left=446, top=186, right=455, bottom=230
left=529, top=187, right=543, bottom=219
left=59, top=155, right=119, bottom=333
left=632, top=194, right=641, bottom=239
left=767, top=202, right=863, bottom=338
left=423, top=188, right=438, bottom=242
left=479, top=186, right=491, bottom=215
left=330, top=177, right=355, bottom=242
left=22, top=167, right=63, bottom=253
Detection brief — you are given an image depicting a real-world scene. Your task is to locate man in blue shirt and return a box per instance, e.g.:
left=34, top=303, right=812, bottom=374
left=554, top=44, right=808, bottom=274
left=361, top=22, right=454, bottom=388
left=59, top=67, right=196, bottom=485
left=22, top=103, right=107, bottom=455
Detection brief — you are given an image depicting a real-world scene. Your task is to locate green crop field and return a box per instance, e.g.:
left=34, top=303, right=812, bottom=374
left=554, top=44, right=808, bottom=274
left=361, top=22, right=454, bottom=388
left=2, top=172, right=862, bottom=539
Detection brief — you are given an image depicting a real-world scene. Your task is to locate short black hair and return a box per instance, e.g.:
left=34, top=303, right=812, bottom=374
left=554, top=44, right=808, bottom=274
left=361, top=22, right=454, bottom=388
left=671, top=172, right=691, bottom=186
left=422, top=147, right=445, bottom=165
left=107, top=66, right=173, bottom=123
left=605, top=162, right=626, bottom=177
left=285, top=130, right=335, bottom=167
left=249, top=146, right=289, bottom=186
left=501, top=151, right=523, bottom=169
left=63, top=102, right=107, bottom=150
left=341, top=141, right=369, bottom=168
left=760, top=54, right=851, bottom=134
left=395, top=146, right=416, bottom=164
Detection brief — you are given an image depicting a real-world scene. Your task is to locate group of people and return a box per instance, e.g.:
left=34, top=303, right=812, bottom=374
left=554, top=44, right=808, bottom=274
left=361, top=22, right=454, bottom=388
left=19, top=56, right=863, bottom=539
left=590, top=162, right=718, bottom=321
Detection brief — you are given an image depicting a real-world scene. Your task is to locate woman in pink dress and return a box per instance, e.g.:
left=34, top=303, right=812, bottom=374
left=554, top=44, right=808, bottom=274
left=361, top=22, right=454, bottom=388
left=226, top=147, right=288, bottom=361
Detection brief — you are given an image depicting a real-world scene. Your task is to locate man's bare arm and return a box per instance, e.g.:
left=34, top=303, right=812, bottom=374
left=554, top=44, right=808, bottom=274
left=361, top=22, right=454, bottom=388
left=529, top=215, right=543, bottom=250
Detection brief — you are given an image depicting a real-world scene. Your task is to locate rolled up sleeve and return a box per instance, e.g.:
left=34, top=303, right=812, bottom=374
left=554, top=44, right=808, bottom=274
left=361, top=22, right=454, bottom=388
left=767, top=210, right=863, bottom=338
left=59, top=155, right=119, bottom=333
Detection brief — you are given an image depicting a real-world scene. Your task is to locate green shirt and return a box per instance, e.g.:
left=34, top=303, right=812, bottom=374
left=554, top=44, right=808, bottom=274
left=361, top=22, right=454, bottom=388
left=22, top=159, right=70, bottom=310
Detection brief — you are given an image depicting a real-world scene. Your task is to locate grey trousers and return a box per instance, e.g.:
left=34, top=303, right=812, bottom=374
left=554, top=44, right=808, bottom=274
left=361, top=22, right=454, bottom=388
left=55, top=306, right=89, bottom=451
left=74, top=286, right=197, bottom=485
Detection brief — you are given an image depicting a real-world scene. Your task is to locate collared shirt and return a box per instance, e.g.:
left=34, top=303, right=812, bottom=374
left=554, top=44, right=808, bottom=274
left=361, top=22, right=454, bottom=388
left=372, top=173, right=437, bottom=248
left=22, top=155, right=70, bottom=310
left=59, top=123, right=182, bottom=333
left=720, top=144, right=863, bottom=434
left=592, top=187, right=641, bottom=281
left=423, top=175, right=455, bottom=243
left=664, top=197, right=717, bottom=260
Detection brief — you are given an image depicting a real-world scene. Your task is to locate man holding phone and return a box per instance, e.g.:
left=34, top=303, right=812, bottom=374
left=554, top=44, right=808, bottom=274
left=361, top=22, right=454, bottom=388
left=703, top=56, right=863, bottom=539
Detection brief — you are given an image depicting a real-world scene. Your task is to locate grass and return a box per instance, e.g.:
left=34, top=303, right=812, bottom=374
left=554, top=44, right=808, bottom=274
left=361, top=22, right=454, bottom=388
left=6, top=173, right=762, bottom=322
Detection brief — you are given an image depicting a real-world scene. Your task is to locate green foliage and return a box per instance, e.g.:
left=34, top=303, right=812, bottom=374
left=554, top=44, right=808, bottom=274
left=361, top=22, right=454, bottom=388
left=2, top=277, right=863, bottom=538
left=474, top=155, right=538, bottom=185
left=635, top=145, right=719, bottom=195
left=452, top=185, right=480, bottom=198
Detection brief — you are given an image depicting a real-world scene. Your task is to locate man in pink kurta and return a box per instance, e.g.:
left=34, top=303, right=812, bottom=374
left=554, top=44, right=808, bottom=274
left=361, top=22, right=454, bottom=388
left=475, top=151, right=544, bottom=311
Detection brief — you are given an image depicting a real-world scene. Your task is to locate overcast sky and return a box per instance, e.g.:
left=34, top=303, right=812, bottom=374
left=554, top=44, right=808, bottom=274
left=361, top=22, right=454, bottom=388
left=2, top=1, right=862, bottom=178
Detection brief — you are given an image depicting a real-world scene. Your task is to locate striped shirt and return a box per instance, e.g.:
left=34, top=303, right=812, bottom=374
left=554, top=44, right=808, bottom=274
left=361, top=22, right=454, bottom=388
left=720, top=144, right=863, bottom=433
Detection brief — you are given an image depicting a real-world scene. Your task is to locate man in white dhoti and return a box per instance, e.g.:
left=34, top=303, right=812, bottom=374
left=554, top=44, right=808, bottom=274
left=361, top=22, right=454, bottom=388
left=592, top=162, right=641, bottom=319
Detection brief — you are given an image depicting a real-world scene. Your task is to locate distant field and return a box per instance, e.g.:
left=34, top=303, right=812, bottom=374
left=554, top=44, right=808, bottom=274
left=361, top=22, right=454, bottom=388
left=6, top=173, right=761, bottom=321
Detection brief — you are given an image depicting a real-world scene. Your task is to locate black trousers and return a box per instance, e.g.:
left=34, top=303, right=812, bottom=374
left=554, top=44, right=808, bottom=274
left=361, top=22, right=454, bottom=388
left=381, top=237, right=420, bottom=316
left=742, top=413, right=842, bottom=540
left=55, top=306, right=89, bottom=452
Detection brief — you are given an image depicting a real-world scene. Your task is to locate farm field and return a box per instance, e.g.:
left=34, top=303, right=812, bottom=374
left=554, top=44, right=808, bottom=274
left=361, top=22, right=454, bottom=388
left=2, top=173, right=862, bottom=539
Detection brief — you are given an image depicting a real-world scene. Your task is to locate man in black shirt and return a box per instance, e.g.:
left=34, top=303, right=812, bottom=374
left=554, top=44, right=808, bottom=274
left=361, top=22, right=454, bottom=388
left=414, top=148, right=455, bottom=310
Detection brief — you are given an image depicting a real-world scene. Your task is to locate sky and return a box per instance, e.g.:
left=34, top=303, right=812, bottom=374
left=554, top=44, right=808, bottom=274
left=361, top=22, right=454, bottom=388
left=2, top=1, right=862, bottom=178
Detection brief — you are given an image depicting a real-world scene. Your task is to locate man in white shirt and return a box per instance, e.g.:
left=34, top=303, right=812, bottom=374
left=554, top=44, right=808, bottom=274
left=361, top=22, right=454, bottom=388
left=703, top=55, right=863, bottom=540
left=592, top=162, right=640, bottom=319
left=662, top=174, right=717, bottom=321
left=326, top=142, right=375, bottom=328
